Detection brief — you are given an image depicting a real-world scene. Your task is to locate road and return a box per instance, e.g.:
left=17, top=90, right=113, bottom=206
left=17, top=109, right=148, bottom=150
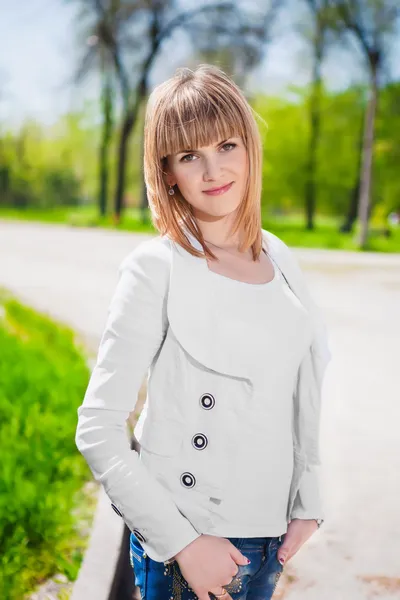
left=1, top=219, right=399, bottom=600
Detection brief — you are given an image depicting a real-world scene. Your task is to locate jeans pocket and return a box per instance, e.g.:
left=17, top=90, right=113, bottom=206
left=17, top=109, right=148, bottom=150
left=270, top=536, right=285, bottom=569
left=269, top=538, right=285, bottom=596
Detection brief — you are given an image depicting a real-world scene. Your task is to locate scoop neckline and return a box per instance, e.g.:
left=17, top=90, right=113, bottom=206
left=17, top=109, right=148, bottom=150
left=205, top=249, right=278, bottom=288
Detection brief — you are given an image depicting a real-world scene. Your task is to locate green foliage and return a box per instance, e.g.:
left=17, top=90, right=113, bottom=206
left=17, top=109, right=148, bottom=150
left=262, top=213, right=400, bottom=252
left=254, top=90, right=309, bottom=212
left=0, top=108, right=98, bottom=209
left=252, top=81, right=400, bottom=221
left=373, top=82, right=400, bottom=216
left=0, top=294, right=93, bottom=600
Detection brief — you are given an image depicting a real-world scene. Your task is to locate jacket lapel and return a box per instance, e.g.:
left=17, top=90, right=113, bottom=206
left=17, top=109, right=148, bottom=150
left=166, top=228, right=330, bottom=392
left=167, top=231, right=255, bottom=380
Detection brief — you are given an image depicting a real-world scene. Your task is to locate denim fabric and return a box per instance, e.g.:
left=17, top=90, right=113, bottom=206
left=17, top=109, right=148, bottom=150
left=129, top=532, right=286, bottom=600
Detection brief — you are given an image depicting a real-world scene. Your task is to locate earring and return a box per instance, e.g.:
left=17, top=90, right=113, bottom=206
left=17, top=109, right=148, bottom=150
left=168, top=185, right=175, bottom=195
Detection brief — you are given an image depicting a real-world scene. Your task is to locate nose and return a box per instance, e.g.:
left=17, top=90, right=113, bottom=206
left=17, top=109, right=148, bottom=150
left=202, top=156, right=221, bottom=181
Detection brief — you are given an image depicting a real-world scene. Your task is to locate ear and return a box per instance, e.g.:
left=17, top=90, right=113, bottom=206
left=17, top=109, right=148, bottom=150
left=163, top=170, right=176, bottom=188
left=161, top=158, right=176, bottom=187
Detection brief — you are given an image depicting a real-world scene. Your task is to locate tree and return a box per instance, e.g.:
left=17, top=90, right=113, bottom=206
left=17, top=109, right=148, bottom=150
left=327, top=0, right=399, bottom=248
left=191, top=0, right=280, bottom=87
left=302, top=0, right=333, bottom=230
left=72, top=0, right=123, bottom=216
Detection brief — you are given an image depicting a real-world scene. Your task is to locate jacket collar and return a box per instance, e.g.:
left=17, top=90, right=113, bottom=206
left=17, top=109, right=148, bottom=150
left=166, top=227, right=331, bottom=387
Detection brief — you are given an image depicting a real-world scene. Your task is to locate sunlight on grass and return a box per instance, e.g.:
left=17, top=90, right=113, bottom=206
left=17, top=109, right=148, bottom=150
left=0, top=292, right=95, bottom=600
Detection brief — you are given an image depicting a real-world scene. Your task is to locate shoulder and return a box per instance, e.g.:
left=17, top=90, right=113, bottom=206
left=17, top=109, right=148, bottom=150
left=118, top=234, right=172, bottom=270
left=262, top=228, right=296, bottom=264
left=117, top=235, right=172, bottom=295
left=262, top=227, right=309, bottom=290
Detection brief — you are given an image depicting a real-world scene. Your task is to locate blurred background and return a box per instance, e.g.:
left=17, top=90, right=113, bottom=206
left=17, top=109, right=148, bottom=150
left=0, top=1, right=399, bottom=600
left=0, top=0, right=399, bottom=248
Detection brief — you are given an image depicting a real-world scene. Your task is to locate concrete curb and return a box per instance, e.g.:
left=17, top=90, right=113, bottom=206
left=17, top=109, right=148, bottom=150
left=70, top=486, right=125, bottom=600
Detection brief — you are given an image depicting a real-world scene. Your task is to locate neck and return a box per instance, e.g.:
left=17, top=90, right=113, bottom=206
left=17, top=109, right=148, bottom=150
left=204, top=239, right=240, bottom=251
left=195, top=214, right=243, bottom=250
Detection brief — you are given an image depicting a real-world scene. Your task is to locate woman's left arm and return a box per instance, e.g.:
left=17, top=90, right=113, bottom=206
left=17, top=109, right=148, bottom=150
left=271, top=235, right=332, bottom=563
left=290, top=463, right=324, bottom=522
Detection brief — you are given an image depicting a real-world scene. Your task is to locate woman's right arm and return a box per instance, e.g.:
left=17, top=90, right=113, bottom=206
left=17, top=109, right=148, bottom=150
left=75, top=239, right=201, bottom=563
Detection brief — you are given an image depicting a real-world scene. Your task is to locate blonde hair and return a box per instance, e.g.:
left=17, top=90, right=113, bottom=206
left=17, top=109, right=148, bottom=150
left=143, top=63, right=266, bottom=260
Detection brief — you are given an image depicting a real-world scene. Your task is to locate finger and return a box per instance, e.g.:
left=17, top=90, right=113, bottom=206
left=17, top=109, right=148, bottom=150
left=196, top=591, right=212, bottom=600
left=229, top=545, right=250, bottom=566
left=195, top=587, right=217, bottom=600
left=277, top=545, right=290, bottom=565
left=208, top=589, right=233, bottom=600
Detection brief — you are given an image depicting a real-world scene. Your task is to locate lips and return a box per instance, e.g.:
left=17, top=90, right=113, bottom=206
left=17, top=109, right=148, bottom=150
left=203, top=182, right=233, bottom=195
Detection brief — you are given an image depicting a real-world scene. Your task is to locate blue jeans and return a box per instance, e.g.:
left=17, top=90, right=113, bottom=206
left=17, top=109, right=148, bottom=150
left=130, top=532, right=286, bottom=600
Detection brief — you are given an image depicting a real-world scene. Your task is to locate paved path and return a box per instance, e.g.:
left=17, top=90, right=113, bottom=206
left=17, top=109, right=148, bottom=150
left=1, top=219, right=399, bottom=600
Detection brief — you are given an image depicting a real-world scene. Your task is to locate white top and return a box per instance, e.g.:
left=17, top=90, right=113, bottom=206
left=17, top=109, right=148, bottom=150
left=203, top=252, right=314, bottom=537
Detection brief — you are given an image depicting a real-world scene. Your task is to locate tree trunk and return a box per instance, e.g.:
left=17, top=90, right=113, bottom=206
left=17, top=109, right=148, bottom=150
left=99, top=70, right=114, bottom=217
left=340, top=111, right=365, bottom=233
left=305, top=26, right=323, bottom=231
left=356, top=66, right=378, bottom=249
left=114, top=75, right=149, bottom=221
left=113, top=16, right=160, bottom=222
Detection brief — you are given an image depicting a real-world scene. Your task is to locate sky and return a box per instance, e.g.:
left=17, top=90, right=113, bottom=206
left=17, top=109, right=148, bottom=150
left=0, top=0, right=398, bottom=131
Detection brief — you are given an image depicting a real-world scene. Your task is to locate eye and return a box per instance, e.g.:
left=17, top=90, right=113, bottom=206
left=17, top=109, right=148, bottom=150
left=179, top=142, right=236, bottom=163
left=221, top=142, right=237, bottom=151
left=180, top=153, right=196, bottom=163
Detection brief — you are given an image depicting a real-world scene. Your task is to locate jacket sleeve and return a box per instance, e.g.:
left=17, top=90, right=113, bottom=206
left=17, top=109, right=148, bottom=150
left=75, top=239, right=201, bottom=563
left=289, top=348, right=327, bottom=522
left=289, top=463, right=325, bottom=521
left=270, top=233, right=332, bottom=524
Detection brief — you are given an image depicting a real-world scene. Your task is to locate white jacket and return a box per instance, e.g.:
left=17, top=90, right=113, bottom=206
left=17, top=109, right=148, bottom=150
left=75, top=228, right=332, bottom=563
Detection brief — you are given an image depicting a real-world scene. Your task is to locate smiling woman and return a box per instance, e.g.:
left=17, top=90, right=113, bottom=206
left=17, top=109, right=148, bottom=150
left=75, top=63, right=331, bottom=600
left=143, top=64, right=265, bottom=261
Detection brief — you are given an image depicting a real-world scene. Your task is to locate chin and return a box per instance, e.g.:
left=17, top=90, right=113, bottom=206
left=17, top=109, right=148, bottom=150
left=197, top=200, right=241, bottom=218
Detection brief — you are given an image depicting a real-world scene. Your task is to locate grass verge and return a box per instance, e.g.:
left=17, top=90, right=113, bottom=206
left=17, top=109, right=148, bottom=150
left=0, top=288, right=95, bottom=600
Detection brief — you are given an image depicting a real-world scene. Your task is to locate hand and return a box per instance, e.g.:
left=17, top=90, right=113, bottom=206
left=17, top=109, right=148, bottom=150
left=277, top=518, right=319, bottom=565
left=174, top=534, right=250, bottom=600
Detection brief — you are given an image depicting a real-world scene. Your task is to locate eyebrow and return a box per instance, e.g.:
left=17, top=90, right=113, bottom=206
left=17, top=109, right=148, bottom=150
left=176, top=138, right=231, bottom=155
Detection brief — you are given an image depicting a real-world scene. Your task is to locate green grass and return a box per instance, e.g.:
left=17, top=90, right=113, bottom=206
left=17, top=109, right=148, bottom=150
left=0, top=289, right=95, bottom=600
left=262, top=213, right=400, bottom=253
left=0, top=205, right=399, bottom=252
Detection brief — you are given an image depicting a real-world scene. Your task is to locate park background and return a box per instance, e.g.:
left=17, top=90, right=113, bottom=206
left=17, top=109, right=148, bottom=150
left=0, top=1, right=399, bottom=599
left=0, top=0, right=399, bottom=250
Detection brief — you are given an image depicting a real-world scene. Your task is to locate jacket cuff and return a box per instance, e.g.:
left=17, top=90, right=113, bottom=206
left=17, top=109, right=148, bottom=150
left=78, top=407, right=202, bottom=563
left=106, top=467, right=202, bottom=563
left=289, top=463, right=325, bottom=522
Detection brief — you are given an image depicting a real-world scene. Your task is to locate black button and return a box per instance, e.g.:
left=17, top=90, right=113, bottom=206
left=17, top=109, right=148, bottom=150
left=199, top=393, right=215, bottom=410
left=111, top=503, right=122, bottom=517
left=181, top=472, right=196, bottom=488
left=192, top=433, right=208, bottom=450
left=133, top=529, right=146, bottom=543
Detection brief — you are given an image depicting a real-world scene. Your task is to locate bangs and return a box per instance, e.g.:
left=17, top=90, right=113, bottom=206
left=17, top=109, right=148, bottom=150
left=156, top=85, right=246, bottom=161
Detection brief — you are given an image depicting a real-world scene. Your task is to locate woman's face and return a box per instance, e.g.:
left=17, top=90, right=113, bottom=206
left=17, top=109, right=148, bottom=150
left=164, top=135, right=248, bottom=220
